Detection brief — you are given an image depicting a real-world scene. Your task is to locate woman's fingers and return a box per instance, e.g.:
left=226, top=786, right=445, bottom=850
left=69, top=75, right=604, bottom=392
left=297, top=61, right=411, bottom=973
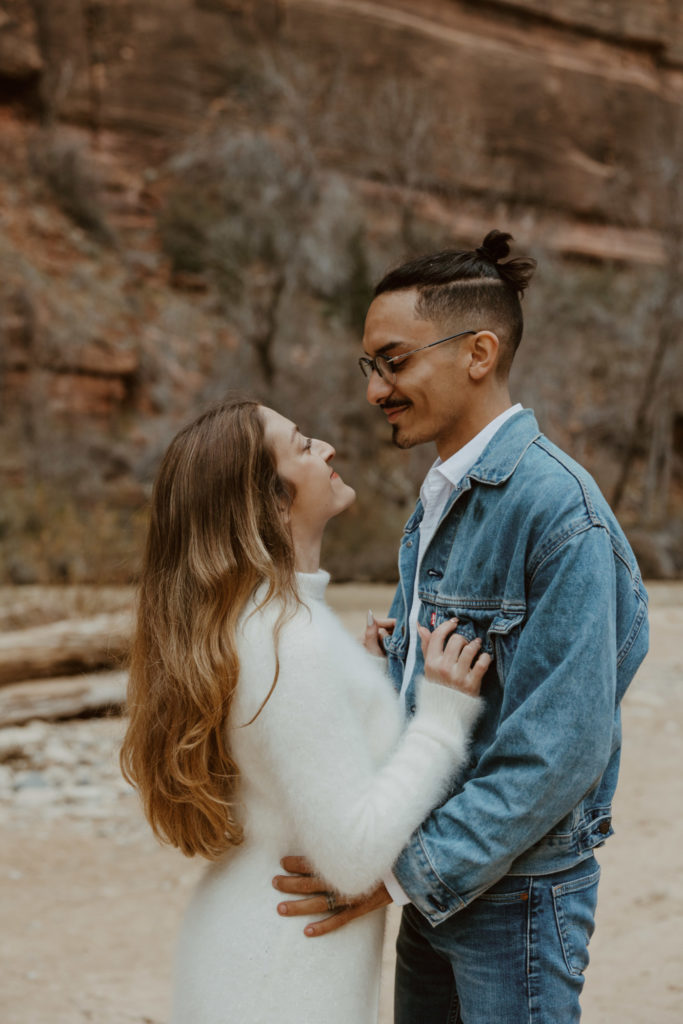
left=470, top=651, right=492, bottom=682
left=362, top=613, right=397, bottom=657
left=419, top=617, right=458, bottom=657
left=421, top=620, right=491, bottom=696
left=362, top=612, right=383, bottom=656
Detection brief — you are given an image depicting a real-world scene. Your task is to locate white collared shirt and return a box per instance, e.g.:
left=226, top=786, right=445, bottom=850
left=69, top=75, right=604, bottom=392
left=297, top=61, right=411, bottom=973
left=400, top=404, right=523, bottom=700
left=385, top=404, right=522, bottom=906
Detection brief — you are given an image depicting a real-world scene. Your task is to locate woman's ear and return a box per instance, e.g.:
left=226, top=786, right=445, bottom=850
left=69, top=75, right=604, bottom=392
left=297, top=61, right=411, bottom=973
left=468, top=331, right=500, bottom=381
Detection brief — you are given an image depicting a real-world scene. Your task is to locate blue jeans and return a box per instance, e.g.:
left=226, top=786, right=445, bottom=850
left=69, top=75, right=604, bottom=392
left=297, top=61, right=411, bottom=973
left=394, top=856, right=600, bottom=1024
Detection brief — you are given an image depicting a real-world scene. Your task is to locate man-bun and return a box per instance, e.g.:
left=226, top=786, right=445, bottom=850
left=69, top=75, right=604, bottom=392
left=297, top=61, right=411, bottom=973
left=475, top=229, right=536, bottom=296
left=476, top=229, right=511, bottom=264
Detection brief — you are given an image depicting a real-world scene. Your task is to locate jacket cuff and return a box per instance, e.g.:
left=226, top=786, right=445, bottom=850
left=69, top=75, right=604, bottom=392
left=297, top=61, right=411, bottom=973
left=393, top=831, right=469, bottom=925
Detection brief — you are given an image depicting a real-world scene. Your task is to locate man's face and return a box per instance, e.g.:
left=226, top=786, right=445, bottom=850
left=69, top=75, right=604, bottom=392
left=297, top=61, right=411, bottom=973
left=361, top=288, right=476, bottom=458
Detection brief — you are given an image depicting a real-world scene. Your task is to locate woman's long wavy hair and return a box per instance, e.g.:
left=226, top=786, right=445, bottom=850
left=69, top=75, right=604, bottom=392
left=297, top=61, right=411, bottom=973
left=120, top=397, right=299, bottom=860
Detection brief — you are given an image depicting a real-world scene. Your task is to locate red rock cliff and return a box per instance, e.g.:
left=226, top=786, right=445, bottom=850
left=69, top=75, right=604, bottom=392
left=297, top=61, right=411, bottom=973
left=1, top=0, right=681, bottom=580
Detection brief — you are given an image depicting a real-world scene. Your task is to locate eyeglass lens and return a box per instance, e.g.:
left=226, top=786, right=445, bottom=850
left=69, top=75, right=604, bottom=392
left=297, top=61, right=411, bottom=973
left=360, top=355, right=394, bottom=382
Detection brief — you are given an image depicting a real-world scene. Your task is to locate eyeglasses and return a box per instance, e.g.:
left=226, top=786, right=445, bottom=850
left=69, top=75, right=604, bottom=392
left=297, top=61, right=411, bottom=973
left=358, top=330, right=476, bottom=385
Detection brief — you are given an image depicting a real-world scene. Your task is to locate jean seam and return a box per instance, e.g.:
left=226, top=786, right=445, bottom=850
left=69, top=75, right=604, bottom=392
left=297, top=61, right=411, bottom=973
left=551, top=867, right=600, bottom=977
left=447, top=991, right=460, bottom=1024
left=478, top=889, right=530, bottom=904
left=527, top=876, right=539, bottom=1022
left=551, top=865, right=601, bottom=900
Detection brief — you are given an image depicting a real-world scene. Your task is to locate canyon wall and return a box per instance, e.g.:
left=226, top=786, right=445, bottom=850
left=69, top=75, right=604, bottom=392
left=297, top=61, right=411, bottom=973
left=1, top=0, right=681, bottom=581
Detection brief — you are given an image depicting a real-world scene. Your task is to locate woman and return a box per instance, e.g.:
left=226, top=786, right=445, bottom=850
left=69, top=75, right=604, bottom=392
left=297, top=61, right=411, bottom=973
left=120, top=397, right=489, bottom=1024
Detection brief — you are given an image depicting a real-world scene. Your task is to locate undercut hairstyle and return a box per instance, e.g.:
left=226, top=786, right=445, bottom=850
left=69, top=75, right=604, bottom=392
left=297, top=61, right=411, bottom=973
left=374, top=230, right=536, bottom=376
left=120, top=396, right=300, bottom=860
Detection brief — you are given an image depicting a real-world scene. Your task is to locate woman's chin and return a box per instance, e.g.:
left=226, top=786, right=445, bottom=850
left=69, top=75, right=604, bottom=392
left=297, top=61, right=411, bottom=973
left=333, top=485, right=357, bottom=515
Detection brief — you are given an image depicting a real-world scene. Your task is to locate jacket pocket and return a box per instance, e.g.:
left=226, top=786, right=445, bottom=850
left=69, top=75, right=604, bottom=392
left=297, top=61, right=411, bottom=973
left=487, top=610, right=525, bottom=684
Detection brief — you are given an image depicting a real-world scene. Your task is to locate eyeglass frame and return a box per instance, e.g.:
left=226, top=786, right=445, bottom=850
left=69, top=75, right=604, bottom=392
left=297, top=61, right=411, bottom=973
left=358, top=330, right=477, bottom=384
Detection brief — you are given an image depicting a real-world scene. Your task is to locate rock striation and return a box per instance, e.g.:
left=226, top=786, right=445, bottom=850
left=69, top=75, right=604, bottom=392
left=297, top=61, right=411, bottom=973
left=1, top=0, right=682, bottom=580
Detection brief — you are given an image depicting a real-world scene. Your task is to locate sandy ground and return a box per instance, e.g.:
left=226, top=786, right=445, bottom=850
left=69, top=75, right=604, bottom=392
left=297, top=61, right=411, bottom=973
left=0, top=582, right=681, bottom=1024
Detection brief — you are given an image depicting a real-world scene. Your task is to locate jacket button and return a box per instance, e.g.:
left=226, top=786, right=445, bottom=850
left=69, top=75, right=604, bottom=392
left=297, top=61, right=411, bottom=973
left=406, top=540, right=413, bottom=548
left=410, top=704, right=416, bottom=714
left=597, top=819, right=611, bottom=835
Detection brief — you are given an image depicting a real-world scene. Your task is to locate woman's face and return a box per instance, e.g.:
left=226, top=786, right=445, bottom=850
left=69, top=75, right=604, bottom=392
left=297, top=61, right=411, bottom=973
left=260, top=407, right=356, bottom=536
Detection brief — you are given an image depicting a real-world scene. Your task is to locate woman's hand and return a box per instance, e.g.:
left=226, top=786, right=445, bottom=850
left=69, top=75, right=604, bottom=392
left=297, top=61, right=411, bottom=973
left=417, top=618, right=491, bottom=697
left=362, top=610, right=396, bottom=658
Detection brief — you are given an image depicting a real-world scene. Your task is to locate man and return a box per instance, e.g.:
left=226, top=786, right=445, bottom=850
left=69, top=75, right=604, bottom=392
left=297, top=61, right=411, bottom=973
left=273, top=230, right=649, bottom=1022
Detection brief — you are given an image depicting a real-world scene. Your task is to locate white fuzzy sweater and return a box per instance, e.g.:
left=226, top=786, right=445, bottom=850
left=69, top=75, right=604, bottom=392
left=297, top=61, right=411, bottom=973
left=169, top=571, right=481, bottom=1024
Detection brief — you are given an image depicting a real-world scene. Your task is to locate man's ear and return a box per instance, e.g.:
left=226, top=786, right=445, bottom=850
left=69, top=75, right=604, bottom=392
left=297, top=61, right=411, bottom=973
left=468, top=331, right=500, bottom=380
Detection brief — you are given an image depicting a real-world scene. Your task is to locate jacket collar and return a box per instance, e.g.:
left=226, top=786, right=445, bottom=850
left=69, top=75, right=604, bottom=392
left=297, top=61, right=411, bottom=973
left=404, top=409, right=542, bottom=534
left=463, top=408, right=541, bottom=487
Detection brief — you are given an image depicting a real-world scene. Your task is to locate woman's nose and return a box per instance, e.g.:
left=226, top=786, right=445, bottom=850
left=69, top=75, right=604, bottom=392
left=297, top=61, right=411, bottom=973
left=316, top=439, right=336, bottom=460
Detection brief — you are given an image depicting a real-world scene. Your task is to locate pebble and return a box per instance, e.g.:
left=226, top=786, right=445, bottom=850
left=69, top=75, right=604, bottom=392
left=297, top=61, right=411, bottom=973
left=15, top=787, right=57, bottom=806
left=0, top=722, right=49, bottom=763
left=14, top=770, right=49, bottom=789
left=0, top=718, right=147, bottom=842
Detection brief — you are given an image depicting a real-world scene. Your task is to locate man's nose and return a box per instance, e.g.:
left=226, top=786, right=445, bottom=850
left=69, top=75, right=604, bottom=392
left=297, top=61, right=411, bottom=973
left=365, top=369, right=393, bottom=406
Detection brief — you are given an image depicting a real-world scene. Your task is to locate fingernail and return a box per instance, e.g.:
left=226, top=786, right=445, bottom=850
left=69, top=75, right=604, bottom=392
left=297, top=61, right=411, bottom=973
left=304, top=926, right=314, bottom=936
left=367, top=609, right=375, bottom=626
left=278, top=903, right=288, bottom=915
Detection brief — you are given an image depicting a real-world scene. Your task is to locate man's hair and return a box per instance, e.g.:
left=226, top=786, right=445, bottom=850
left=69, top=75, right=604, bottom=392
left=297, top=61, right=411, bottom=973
left=374, top=230, right=536, bottom=375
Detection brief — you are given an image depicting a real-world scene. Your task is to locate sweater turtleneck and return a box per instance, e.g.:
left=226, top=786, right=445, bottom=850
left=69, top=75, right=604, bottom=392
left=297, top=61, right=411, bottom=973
left=295, top=569, right=330, bottom=603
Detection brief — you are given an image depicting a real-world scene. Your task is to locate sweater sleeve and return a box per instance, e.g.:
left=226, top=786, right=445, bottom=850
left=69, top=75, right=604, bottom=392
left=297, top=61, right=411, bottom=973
left=236, top=608, right=482, bottom=897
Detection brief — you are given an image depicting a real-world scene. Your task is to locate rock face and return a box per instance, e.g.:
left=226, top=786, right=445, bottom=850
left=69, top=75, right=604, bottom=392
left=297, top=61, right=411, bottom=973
left=1, top=0, right=682, bottom=580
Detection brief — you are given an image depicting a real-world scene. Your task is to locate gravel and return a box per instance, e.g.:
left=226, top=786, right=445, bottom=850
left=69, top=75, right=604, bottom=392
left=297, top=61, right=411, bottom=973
left=0, top=716, right=147, bottom=841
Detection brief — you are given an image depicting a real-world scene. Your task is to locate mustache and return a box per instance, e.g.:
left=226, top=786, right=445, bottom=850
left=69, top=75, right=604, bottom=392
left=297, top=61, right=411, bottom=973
left=380, top=399, right=411, bottom=410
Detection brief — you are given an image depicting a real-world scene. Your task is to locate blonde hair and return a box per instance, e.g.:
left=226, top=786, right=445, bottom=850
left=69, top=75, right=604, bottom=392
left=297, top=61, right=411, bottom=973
left=120, top=397, right=299, bottom=859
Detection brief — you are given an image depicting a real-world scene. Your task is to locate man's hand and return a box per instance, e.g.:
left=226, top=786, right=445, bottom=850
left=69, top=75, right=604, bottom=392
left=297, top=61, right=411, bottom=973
left=272, top=856, right=393, bottom=936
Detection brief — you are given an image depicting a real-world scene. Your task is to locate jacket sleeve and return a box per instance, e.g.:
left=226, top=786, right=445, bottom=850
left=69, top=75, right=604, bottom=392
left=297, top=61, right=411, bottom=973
left=393, top=524, right=627, bottom=917
left=236, top=613, right=482, bottom=897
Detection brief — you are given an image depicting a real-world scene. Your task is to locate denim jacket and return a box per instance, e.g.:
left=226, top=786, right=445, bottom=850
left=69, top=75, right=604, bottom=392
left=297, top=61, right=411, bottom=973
left=386, top=409, right=649, bottom=925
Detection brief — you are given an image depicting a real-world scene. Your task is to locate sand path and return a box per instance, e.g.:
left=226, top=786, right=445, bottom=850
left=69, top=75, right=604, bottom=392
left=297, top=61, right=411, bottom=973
left=0, top=583, right=680, bottom=1023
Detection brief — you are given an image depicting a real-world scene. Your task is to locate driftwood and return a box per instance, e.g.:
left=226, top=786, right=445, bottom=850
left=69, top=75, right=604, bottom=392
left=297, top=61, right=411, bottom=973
left=0, top=670, right=128, bottom=726
left=0, top=612, right=132, bottom=687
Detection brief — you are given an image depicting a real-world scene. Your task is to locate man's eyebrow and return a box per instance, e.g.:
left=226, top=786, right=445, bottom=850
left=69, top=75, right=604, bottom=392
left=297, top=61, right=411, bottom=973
left=374, top=341, right=410, bottom=357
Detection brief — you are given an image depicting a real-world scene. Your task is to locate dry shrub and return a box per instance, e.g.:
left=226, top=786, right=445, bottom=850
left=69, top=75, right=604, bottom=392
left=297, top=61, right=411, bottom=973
left=27, top=129, right=114, bottom=243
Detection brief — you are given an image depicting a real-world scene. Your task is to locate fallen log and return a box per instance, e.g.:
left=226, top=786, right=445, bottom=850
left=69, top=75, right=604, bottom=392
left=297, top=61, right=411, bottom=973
left=0, top=612, right=132, bottom=687
left=0, top=670, right=128, bottom=727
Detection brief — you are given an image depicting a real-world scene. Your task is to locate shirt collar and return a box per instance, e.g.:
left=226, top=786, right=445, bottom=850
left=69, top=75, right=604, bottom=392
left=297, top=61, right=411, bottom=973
left=430, top=404, right=524, bottom=490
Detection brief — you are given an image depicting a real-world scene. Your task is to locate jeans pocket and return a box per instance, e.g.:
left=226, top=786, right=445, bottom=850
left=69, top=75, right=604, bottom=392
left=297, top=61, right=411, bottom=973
left=552, top=863, right=601, bottom=976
